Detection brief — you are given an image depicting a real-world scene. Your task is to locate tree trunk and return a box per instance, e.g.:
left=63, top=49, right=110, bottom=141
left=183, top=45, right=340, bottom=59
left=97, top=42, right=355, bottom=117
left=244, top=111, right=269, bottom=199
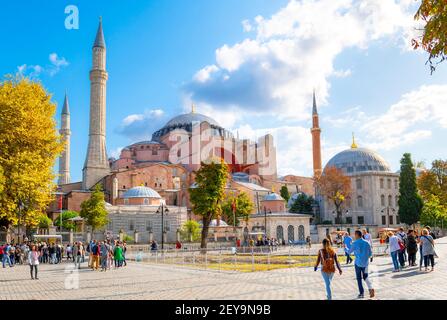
left=201, top=215, right=211, bottom=251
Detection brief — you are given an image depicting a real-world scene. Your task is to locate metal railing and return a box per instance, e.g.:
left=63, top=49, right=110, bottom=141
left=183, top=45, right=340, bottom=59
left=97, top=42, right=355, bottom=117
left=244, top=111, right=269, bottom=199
left=125, top=244, right=388, bottom=273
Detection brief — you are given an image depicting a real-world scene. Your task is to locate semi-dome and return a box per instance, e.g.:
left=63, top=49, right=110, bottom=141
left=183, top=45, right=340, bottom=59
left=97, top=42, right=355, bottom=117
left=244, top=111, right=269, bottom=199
left=325, top=147, right=391, bottom=175
left=122, top=186, right=161, bottom=199
left=264, top=193, right=284, bottom=201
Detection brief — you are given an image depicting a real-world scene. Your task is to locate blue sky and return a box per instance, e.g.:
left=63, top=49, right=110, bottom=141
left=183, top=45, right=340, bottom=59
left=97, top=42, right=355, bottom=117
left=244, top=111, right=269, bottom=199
left=1, top=0, right=446, bottom=182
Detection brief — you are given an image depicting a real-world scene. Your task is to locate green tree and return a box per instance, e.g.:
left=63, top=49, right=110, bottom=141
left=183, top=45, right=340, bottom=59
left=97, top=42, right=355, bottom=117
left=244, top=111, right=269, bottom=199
left=289, top=193, right=315, bottom=215
left=418, top=159, right=447, bottom=206
left=80, top=185, right=108, bottom=231
left=0, top=77, right=64, bottom=228
left=180, top=220, right=201, bottom=242
left=315, top=166, right=351, bottom=224
left=280, top=186, right=290, bottom=204
left=221, top=191, right=254, bottom=226
left=53, top=210, right=79, bottom=231
left=398, top=153, right=423, bottom=226
left=38, top=215, right=52, bottom=229
left=413, top=0, right=447, bottom=73
left=420, top=194, right=447, bottom=227
left=189, top=160, right=229, bottom=249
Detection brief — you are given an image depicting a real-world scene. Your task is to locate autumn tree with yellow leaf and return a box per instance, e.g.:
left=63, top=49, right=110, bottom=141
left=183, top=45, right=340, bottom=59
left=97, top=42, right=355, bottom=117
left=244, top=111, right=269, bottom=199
left=0, top=77, right=64, bottom=232
left=315, top=166, right=352, bottom=224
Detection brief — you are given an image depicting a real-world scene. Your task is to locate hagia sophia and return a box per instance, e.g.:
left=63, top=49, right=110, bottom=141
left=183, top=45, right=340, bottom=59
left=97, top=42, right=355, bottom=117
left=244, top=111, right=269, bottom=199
left=50, top=19, right=402, bottom=244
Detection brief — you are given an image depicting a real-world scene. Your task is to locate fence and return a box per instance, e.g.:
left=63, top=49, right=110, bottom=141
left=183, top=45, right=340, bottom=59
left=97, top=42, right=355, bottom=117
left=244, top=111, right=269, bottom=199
left=126, top=243, right=388, bottom=273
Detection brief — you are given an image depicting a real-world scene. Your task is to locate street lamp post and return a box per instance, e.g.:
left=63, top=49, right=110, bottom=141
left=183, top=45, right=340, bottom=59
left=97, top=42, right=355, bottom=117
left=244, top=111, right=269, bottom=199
left=17, top=200, right=24, bottom=243
left=156, top=202, right=169, bottom=250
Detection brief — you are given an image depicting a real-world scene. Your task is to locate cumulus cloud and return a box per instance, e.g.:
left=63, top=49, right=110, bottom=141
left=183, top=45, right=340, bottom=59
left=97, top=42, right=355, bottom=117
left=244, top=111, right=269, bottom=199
left=17, top=64, right=43, bottom=78
left=184, top=0, right=417, bottom=122
left=116, top=109, right=166, bottom=141
left=360, top=84, right=447, bottom=150
left=48, top=53, right=69, bottom=75
left=16, top=52, right=69, bottom=78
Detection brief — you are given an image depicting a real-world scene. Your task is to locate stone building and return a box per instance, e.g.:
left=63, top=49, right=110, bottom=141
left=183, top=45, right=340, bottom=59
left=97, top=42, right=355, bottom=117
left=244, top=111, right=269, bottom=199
left=244, top=192, right=311, bottom=244
left=319, top=137, right=401, bottom=234
left=106, top=186, right=187, bottom=243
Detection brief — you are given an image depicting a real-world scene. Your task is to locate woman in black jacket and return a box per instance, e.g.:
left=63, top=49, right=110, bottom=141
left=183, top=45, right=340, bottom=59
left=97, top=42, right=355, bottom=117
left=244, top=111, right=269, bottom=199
left=406, top=230, right=418, bottom=267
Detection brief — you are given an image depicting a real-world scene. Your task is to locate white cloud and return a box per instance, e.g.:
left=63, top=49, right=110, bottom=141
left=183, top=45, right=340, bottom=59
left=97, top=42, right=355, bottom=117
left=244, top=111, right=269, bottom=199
left=48, top=53, right=69, bottom=76
left=184, top=0, right=417, bottom=122
left=17, top=64, right=43, bottom=78
left=16, top=52, right=69, bottom=78
left=109, top=147, right=124, bottom=159
left=117, top=109, right=166, bottom=141
left=360, top=84, right=447, bottom=150
left=242, top=20, right=253, bottom=32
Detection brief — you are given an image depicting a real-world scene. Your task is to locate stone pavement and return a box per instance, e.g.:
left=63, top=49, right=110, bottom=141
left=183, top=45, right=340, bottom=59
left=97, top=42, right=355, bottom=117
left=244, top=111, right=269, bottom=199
left=1, top=237, right=446, bottom=300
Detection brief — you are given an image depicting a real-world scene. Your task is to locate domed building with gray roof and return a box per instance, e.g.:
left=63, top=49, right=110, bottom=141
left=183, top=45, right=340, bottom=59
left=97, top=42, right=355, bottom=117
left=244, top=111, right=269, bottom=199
left=317, top=135, right=401, bottom=238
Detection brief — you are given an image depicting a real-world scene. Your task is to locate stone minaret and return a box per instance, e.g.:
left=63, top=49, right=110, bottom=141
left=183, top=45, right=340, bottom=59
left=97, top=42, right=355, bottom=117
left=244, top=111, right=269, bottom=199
left=58, top=93, right=71, bottom=185
left=310, top=91, right=322, bottom=177
left=82, top=18, right=110, bottom=190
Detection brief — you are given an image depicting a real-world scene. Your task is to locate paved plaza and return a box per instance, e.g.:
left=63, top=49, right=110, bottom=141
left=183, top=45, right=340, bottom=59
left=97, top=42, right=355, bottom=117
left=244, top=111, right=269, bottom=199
left=1, top=237, right=446, bottom=300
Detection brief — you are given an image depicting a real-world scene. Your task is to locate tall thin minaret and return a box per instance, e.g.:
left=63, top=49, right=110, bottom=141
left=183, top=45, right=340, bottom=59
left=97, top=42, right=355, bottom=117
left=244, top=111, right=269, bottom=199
left=82, top=17, right=110, bottom=190
left=310, top=91, right=322, bottom=177
left=58, top=93, right=71, bottom=185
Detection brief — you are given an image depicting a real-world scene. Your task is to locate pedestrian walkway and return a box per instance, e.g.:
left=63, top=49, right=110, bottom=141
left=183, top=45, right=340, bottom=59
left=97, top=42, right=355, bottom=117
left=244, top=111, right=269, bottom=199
left=1, top=237, right=446, bottom=300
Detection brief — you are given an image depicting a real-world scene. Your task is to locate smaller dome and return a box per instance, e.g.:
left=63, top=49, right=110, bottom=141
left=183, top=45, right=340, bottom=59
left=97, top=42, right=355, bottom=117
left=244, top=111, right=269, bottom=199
left=123, top=186, right=161, bottom=199
left=198, top=219, right=229, bottom=227
left=209, top=219, right=228, bottom=227
left=264, top=193, right=284, bottom=201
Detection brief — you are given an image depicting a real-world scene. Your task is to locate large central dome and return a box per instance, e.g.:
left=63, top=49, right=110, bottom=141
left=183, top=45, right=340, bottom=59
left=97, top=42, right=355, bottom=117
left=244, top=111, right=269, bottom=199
left=325, top=147, right=391, bottom=175
left=152, top=111, right=231, bottom=141
left=163, top=112, right=221, bottom=128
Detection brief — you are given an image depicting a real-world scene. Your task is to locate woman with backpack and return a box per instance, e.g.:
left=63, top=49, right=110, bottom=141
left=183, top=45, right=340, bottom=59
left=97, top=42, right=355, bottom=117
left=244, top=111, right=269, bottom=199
left=419, top=228, right=436, bottom=272
left=314, top=238, right=342, bottom=300
left=406, top=230, right=418, bottom=267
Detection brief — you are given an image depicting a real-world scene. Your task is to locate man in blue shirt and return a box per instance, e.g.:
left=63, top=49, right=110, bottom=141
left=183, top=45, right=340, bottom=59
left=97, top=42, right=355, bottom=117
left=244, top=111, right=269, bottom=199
left=349, top=230, right=375, bottom=299
left=343, top=232, right=353, bottom=264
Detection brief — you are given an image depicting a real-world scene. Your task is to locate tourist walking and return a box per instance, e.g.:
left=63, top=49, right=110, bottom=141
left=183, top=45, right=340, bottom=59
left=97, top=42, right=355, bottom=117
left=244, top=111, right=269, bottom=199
left=348, top=230, right=375, bottom=299
left=28, top=245, right=40, bottom=280
left=406, top=230, right=418, bottom=267
left=362, top=229, right=373, bottom=262
left=100, top=241, right=110, bottom=271
left=388, top=231, right=401, bottom=272
left=396, top=227, right=407, bottom=268
left=2, top=243, right=13, bottom=268
left=114, top=243, right=124, bottom=268
left=343, top=232, right=353, bottom=264
left=314, top=238, right=342, bottom=300
left=91, top=241, right=100, bottom=270
left=420, top=228, right=436, bottom=272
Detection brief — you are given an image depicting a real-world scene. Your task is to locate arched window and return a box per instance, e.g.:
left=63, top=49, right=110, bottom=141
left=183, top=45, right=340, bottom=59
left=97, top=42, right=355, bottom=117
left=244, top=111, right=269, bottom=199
left=388, top=195, right=392, bottom=207
left=395, top=195, right=399, bottom=207
left=356, top=179, right=362, bottom=190
left=381, top=195, right=385, bottom=206
left=276, top=226, right=284, bottom=242
left=143, top=198, right=149, bottom=205
left=287, top=225, right=295, bottom=243
left=357, top=196, right=363, bottom=208
left=380, top=178, right=384, bottom=188
left=298, top=225, right=305, bottom=241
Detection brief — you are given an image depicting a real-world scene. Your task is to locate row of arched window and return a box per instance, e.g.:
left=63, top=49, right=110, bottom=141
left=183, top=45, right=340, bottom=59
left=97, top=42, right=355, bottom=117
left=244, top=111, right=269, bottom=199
left=276, top=225, right=305, bottom=242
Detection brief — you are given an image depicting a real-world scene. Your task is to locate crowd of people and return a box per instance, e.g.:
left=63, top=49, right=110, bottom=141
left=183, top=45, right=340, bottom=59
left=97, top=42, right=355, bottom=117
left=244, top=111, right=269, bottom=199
left=314, top=226, right=440, bottom=300
left=0, top=238, right=129, bottom=280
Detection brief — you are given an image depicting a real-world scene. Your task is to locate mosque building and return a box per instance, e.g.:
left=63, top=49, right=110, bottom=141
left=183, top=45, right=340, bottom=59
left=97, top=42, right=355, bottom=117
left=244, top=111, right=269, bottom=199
left=52, top=18, right=402, bottom=243
left=310, top=92, right=402, bottom=239
left=52, top=19, right=313, bottom=243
